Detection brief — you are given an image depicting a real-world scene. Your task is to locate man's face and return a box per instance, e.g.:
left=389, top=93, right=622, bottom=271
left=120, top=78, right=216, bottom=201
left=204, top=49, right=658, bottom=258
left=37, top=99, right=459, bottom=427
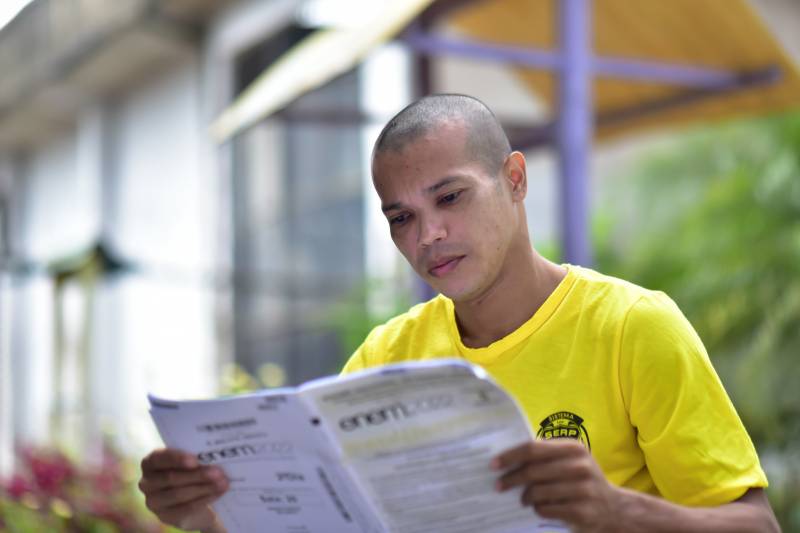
left=372, top=121, right=517, bottom=302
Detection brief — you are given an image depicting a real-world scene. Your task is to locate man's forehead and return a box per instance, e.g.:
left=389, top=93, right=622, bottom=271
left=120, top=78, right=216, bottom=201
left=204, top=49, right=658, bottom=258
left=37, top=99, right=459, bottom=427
left=373, top=123, right=470, bottom=173
left=373, top=149, right=473, bottom=189
left=371, top=119, right=479, bottom=199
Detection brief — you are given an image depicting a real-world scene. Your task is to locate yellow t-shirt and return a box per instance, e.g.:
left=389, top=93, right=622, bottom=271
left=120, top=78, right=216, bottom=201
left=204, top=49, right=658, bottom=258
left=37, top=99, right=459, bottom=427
left=341, top=264, right=767, bottom=506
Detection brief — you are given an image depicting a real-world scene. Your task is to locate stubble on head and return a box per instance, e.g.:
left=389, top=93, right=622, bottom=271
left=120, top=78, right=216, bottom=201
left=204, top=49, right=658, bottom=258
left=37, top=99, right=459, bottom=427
left=371, top=93, right=511, bottom=182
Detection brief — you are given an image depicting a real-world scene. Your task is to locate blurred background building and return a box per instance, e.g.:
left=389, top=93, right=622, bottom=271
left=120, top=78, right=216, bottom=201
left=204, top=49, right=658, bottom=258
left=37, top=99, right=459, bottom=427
left=0, top=1, right=799, bottom=528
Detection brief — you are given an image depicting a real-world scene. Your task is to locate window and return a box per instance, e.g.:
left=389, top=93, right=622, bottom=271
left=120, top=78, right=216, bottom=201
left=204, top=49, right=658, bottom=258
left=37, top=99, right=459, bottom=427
left=232, top=26, right=365, bottom=384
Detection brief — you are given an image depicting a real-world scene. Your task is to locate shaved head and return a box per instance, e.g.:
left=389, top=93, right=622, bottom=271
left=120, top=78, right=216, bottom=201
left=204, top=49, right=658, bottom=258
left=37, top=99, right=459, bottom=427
left=372, top=94, right=511, bottom=175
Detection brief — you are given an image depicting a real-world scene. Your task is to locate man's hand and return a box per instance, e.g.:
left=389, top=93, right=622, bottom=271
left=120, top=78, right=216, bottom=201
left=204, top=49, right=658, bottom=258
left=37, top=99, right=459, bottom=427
left=139, top=448, right=229, bottom=533
left=492, top=439, right=619, bottom=533
left=492, top=440, right=780, bottom=533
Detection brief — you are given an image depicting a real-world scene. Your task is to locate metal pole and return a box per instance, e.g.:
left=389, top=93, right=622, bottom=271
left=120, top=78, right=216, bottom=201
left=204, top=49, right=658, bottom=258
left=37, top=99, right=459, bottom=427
left=558, top=0, right=593, bottom=266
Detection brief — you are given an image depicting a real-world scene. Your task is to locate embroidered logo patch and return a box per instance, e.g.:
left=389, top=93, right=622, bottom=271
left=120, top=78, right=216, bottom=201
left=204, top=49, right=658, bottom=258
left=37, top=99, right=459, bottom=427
left=536, top=411, right=591, bottom=450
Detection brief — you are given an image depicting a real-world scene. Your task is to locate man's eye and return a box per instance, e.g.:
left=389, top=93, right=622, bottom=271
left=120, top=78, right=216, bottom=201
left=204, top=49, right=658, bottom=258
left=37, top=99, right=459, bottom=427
left=439, top=191, right=462, bottom=205
left=390, top=213, right=409, bottom=226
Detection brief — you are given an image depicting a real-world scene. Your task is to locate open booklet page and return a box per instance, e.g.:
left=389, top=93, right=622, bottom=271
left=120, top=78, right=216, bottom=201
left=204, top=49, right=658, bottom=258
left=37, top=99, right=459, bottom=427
left=149, top=391, right=382, bottom=533
left=302, top=360, right=566, bottom=533
left=149, top=359, right=569, bottom=533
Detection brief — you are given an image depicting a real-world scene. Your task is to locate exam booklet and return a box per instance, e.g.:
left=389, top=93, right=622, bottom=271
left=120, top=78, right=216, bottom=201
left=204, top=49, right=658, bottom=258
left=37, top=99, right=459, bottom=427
left=148, top=359, right=569, bottom=533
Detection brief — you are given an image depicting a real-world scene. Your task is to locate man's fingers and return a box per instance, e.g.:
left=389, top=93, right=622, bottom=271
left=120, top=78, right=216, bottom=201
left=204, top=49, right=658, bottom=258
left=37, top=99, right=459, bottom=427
left=492, top=439, right=586, bottom=471
left=520, top=480, right=588, bottom=507
left=141, top=448, right=199, bottom=474
left=138, top=449, right=227, bottom=533
left=139, top=465, right=227, bottom=494
left=491, top=441, right=535, bottom=471
left=146, top=481, right=228, bottom=512
left=157, top=495, right=219, bottom=530
left=496, top=456, right=590, bottom=491
left=527, top=500, right=577, bottom=522
left=520, top=483, right=587, bottom=523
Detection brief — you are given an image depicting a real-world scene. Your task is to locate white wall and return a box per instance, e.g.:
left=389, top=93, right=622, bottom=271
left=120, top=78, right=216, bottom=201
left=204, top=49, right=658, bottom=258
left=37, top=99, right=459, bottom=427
left=107, top=57, right=218, bottom=452
left=9, top=130, right=90, bottom=452
left=113, top=60, right=213, bottom=273
left=0, top=156, right=13, bottom=474
left=19, top=132, right=99, bottom=261
left=4, top=56, right=220, bottom=459
left=9, top=277, right=55, bottom=447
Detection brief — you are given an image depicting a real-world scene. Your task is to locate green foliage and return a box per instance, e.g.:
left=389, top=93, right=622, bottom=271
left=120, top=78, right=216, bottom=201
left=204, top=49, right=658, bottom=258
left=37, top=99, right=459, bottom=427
left=326, top=277, right=412, bottom=365
left=594, top=111, right=800, bottom=530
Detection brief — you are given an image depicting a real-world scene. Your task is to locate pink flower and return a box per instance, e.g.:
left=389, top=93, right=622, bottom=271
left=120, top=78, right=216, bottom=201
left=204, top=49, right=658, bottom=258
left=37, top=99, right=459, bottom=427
left=21, top=449, right=75, bottom=496
left=4, top=474, right=31, bottom=500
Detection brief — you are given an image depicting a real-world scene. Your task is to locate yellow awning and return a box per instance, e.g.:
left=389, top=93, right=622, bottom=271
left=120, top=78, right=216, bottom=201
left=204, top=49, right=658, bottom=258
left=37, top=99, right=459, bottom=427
left=212, top=0, right=800, bottom=143
left=451, top=0, right=800, bottom=139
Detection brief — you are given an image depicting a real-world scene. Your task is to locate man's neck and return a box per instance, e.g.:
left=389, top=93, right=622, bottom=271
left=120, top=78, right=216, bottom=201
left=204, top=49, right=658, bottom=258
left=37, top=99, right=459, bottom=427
left=453, top=249, right=567, bottom=349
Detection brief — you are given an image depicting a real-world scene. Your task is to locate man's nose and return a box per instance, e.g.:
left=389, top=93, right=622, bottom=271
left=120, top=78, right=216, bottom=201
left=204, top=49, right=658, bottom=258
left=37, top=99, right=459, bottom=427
left=418, top=214, right=447, bottom=247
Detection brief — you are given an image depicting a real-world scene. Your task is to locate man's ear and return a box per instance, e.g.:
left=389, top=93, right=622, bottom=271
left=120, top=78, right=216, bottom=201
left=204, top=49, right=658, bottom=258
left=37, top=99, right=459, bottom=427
left=503, top=151, right=528, bottom=202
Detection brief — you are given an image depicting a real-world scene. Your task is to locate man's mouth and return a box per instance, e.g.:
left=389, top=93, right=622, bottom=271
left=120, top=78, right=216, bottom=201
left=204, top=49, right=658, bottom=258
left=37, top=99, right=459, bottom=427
left=427, top=256, right=465, bottom=277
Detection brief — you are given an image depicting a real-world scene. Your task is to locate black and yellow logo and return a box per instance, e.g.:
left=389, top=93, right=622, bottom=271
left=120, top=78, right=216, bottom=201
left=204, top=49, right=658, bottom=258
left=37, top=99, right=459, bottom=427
left=536, top=411, right=591, bottom=450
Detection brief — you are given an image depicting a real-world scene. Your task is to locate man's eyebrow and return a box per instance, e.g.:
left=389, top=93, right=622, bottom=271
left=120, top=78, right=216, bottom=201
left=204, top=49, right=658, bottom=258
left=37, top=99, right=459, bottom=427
left=382, top=201, right=403, bottom=213
left=381, top=176, right=467, bottom=213
left=425, top=176, right=463, bottom=194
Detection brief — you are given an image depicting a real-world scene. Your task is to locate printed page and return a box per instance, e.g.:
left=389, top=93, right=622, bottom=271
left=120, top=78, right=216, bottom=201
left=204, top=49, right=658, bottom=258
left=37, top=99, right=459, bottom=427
left=149, top=390, right=382, bottom=533
left=301, top=360, right=569, bottom=533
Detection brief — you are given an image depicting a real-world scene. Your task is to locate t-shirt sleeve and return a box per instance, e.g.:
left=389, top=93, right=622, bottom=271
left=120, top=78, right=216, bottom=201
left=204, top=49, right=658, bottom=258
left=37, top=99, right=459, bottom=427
left=340, top=342, right=368, bottom=375
left=339, top=324, right=384, bottom=376
left=618, top=292, right=767, bottom=506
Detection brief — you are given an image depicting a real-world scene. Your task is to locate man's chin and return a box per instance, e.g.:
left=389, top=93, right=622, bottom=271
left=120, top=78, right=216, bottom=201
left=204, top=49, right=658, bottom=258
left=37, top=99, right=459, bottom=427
left=418, top=265, right=474, bottom=300
left=430, top=280, right=474, bottom=302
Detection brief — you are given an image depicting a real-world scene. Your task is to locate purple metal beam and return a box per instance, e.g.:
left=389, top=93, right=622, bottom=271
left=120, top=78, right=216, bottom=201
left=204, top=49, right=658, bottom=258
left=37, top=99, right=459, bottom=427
left=595, top=66, right=782, bottom=127
left=505, top=121, right=556, bottom=150
left=401, top=30, right=562, bottom=71
left=595, top=56, right=741, bottom=87
left=271, top=65, right=778, bottom=152
left=400, top=30, right=773, bottom=89
left=508, top=66, right=781, bottom=150
left=558, top=0, right=593, bottom=266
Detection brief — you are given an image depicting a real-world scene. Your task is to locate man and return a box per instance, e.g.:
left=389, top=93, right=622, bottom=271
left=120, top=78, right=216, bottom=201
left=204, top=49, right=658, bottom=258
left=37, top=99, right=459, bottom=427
left=139, top=94, right=779, bottom=532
